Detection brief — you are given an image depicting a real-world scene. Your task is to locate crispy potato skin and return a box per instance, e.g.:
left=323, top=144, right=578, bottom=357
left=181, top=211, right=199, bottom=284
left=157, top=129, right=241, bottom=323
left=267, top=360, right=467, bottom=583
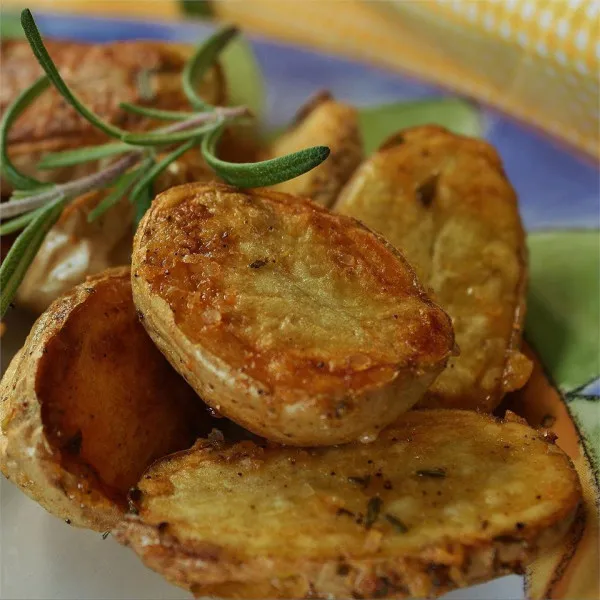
left=335, top=126, right=531, bottom=412
left=0, top=267, right=208, bottom=531
left=14, top=148, right=217, bottom=314
left=266, top=92, right=364, bottom=207
left=132, top=182, right=454, bottom=445
left=114, top=409, right=581, bottom=599
left=0, top=39, right=225, bottom=193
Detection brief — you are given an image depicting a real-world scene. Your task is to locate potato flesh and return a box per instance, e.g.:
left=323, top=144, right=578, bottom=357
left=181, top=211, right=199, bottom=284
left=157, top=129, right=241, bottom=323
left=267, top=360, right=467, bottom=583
left=335, top=126, right=530, bottom=411
left=33, top=269, right=207, bottom=494
left=116, top=410, right=580, bottom=598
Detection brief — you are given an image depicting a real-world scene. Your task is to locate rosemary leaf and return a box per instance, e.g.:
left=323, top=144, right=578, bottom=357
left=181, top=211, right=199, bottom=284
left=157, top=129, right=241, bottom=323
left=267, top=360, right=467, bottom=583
left=38, top=142, right=132, bottom=170
left=120, top=121, right=219, bottom=147
left=0, top=75, right=51, bottom=189
left=183, top=25, right=239, bottom=110
left=119, top=102, right=195, bottom=121
left=202, top=126, right=331, bottom=188
left=0, top=197, right=65, bottom=317
left=87, top=168, right=143, bottom=223
left=134, top=184, right=154, bottom=228
left=20, top=9, right=125, bottom=140
left=128, top=138, right=197, bottom=216
left=0, top=204, right=48, bottom=236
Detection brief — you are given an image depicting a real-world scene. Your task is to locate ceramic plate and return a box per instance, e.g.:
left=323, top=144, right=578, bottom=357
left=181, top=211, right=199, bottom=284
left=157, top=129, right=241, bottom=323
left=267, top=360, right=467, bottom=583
left=1, top=12, right=598, bottom=600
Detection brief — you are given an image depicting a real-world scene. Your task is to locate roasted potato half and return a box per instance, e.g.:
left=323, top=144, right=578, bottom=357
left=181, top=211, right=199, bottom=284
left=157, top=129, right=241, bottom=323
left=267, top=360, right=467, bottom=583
left=335, top=126, right=531, bottom=412
left=266, top=92, right=363, bottom=207
left=115, top=409, right=581, bottom=599
left=0, top=39, right=225, bottom=193
left=132, top=182, right=454, bottom=445
left=0, top=267, right=209, bottom=531
left=14, top=148, right=216, bottom=314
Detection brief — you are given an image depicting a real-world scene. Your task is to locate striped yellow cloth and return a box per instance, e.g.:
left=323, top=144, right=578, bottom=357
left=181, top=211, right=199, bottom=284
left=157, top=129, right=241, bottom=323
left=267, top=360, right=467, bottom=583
left=212, top=0, right=600, bottom=158
left=6, top=0, right=598, bottom=156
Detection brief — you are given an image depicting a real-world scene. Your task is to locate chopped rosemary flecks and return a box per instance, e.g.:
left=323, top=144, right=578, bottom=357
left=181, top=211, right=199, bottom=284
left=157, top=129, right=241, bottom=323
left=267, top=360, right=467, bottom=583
left=348, top=475, right=371, bottom=489
left=385, top=514, right=408, bottom=533
left=415, top=468, right=447, bottom=478
left=365, top=497, right=382, bottom=529
left=0, top=8, right=330, bottom=318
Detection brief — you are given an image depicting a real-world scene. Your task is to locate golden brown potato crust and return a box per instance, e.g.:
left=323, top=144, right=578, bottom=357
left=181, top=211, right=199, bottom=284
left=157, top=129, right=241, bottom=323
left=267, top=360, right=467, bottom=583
left=0, top=267, right=208, bottom=531
left=267, top=92, right=364, bottom=207
left=132, top=182, right=454, bottom=445
left=0, top=39, right=225, bottom=192
left=114, top=409, right=581, bottom=599
left=335, top=126, right=531, bottom=412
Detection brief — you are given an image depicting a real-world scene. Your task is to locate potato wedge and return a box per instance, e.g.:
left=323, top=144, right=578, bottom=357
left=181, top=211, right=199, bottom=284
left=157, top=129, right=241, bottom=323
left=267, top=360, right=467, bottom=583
left=0, top=39, right=225, bottom=193
left=115, top=409, right=581, bottom=599
left=266, top=92, right=363, bottom=207
left=14, top=148, right=216, bottom=314
left=335, top=126, right=531, bottom=412
left=132, top=182, right=454, bottom=445
left=0, top=267, right=209, bottom=531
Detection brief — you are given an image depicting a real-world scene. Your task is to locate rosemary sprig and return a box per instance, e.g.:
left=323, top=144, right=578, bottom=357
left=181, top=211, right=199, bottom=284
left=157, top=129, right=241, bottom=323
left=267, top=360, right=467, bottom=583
left=0, top=9, right=330, bottom=318
left=38, top=142, right=133, bottom=170
left=182, top=25, right=239, bottom=110
left=86, top=165, right=149, bottom=223
left=119, top=103, right=196, bottom=121
left=0, top=197, right=66, bottom=317
left=0, top=75, right=51, bottom=189
left=20, top=9, right=126, bottom=139
left=202, top=125, right=330, bottom=187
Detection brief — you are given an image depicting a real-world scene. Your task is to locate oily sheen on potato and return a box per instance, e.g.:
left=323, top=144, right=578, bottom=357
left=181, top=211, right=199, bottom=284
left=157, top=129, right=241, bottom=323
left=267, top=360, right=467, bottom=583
left=335, top=126, right=531, bottom=412
left=0, top=268, right=208, bottom=531
left=114, top=410, right=581, bottom=599
left=131, top=182, right=454, bottom=445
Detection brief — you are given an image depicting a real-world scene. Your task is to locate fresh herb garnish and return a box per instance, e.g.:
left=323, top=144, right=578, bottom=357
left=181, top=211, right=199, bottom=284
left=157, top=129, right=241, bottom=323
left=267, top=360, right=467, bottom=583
left=0, top=9, right=330, bottom=318
left=385, top=514, right=408, bottom=533
left=365, top=496, right=382, bottom=529
left=416, top=468, right=447, bottom=478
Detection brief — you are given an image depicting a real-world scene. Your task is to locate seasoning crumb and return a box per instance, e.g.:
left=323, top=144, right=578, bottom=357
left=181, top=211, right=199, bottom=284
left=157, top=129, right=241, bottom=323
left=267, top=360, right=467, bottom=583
left=416, top=468, right=446, bottom=479
left=102, top=531, right=110, bottom=540
left=348, top=475, right=371, bottom=488
left=249, top=258, right=268, bottom=269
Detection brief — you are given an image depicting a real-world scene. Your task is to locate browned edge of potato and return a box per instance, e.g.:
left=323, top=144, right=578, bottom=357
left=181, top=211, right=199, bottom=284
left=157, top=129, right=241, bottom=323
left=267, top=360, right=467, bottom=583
left=335, top=125, right=531, bottom=412
left=114, top=409, right=581, bottom=599
left=0, top=267, right=209, bottom=531
left=266, top=91, right=364, bottom=207
left=131, top=182, right=454, bottom=446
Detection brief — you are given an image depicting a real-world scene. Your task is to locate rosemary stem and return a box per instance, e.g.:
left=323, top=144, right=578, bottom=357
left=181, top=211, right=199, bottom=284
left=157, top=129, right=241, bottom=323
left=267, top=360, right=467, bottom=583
left=158, top=105, right=251, bottom=135
left=1, top=152, right=142, bottom=220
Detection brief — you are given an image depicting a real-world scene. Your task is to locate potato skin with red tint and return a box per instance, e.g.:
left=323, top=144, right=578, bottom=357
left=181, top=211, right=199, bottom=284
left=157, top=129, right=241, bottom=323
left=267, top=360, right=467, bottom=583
left=0, top=267, right=208, bottom=531
left=132, top=182, right=454, bottom=446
